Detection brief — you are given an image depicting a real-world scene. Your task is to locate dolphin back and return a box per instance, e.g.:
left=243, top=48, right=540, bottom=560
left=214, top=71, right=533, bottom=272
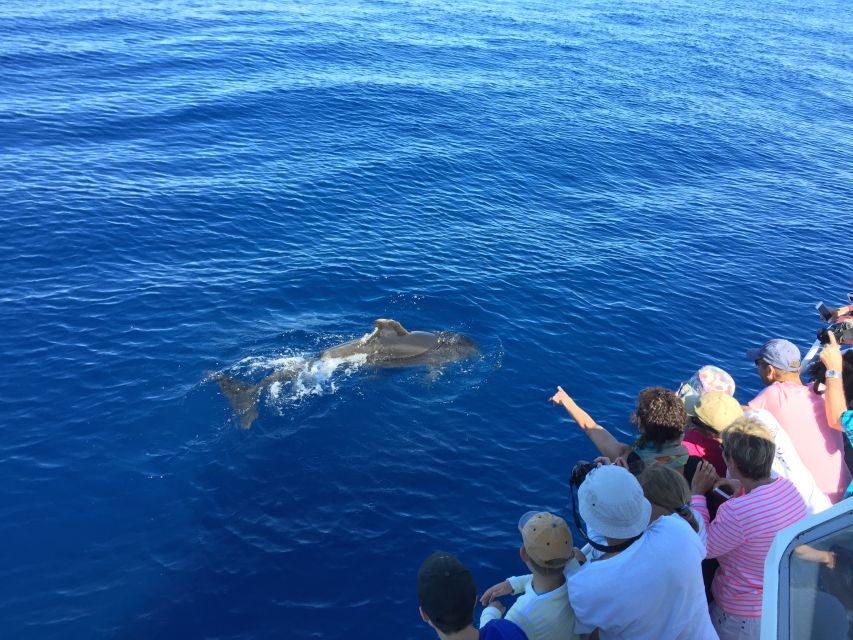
left=321, top=330, right=439, bottom=361
left=215, top=321, right=478, bottom=428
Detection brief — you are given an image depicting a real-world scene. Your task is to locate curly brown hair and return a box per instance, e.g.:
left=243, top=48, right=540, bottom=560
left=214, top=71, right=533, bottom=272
left=631, top=387, right=687, bottom=450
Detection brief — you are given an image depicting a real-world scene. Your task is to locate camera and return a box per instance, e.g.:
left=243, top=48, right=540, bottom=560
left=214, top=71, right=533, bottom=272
left=816, top=319, right=853, bottom=345
left=571, top=460, right=601, bottom=487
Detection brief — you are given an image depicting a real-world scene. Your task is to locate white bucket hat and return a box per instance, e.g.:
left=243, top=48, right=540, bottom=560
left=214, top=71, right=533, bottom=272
left=578, top=465, right=651, bottom=539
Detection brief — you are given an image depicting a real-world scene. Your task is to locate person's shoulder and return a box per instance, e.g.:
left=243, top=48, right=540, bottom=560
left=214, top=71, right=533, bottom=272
left=480, top=618, right=529, bottom=640
left=650, top=513, right=702, bottom=547
left=564, top=556, right=583, bottom=578
left=749, top=384, right=777, bottom=407
left=682, top=429, right=706, bottom=448
left=745, top=406, right=780, bottom=428
left=771, top=475, right=805, bottom=498
left=763, top=382, right=790, bottom=397
left=567, top=554, right=619, bottom=588
left=753, top=382, right=813, bottom=411
left=741, top=478, right=805, bottom=512
left=653, top=512, right=691, bottom=530
left=759, top=479, right=807, bottom=519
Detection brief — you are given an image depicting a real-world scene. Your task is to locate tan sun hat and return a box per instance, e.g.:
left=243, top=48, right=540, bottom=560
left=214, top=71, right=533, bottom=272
left=518, top=511, right=572, bottom=568
left=694, top=391, right=744, bottom=433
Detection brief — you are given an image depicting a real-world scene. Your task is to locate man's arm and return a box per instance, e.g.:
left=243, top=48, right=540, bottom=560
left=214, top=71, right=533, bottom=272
left=551, top=386, right=632, bottom=461
left=819, top=334, right=846, bottom=431
left=830, top=305, right=852, bottom=320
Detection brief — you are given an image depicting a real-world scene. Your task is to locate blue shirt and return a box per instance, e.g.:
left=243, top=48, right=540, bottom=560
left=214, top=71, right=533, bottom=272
left=480, top=619, right=528, bottom=640
left=842, top=410, right=853, bottom=498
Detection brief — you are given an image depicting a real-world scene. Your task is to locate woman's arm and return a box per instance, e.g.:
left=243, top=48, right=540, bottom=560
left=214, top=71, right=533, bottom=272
left=551, top=386, right=632, bottom=461
left=689, top=495, right=744, bottom=559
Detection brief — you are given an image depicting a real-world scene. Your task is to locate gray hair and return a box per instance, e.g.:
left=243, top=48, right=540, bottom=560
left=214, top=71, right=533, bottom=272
left=721, top=417, right=775, bottom=480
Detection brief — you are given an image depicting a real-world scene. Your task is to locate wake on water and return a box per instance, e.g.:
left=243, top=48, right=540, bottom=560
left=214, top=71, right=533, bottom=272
left=213, top=324, right=491, bottom=428
left=219, top=352, right=369, bottom=418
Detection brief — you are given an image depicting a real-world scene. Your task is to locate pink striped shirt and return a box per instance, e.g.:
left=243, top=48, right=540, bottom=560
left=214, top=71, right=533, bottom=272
left=691, top=477, right=807, bottom=617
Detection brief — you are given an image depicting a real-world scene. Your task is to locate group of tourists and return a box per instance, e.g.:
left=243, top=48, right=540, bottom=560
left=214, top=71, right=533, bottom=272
left=416, top=298, right=853, bottom=640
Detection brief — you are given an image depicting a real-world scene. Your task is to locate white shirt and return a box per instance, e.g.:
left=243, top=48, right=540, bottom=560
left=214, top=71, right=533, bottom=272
left=582, top=509, right=705, bottom=561
left=746, top=408, right=832, bottom=514
left=567, top=515, right=717, bottom=640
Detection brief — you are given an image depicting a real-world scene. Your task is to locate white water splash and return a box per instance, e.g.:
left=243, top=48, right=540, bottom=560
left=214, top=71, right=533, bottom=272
left=234, top=352, right=369, bottom=408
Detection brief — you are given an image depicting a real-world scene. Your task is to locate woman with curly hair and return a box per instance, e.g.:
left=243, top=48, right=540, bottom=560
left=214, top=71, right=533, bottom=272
left=550, top=385, right=689, bottom=473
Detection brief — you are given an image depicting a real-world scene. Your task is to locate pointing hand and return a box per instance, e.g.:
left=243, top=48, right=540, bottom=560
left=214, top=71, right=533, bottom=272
left=550, top=386, right=571, bottom=407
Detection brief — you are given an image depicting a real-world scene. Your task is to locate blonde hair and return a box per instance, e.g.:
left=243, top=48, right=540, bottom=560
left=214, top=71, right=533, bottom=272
left=721, top=417, right=775, bottom=480
left=638, top=465, right=699, bottom=532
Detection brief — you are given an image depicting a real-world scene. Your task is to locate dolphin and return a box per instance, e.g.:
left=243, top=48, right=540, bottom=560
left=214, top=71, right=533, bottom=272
left=213, top=319, right=478, bottom=428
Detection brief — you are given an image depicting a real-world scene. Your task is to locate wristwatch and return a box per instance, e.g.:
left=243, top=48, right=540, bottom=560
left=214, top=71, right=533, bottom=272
left=826, top=369, right=841, bottom=380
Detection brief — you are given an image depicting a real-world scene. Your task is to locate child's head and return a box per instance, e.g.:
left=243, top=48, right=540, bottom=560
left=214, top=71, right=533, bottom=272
left=518, top=511, right=573, bottom=576
left=417, top=551, right=476, bottom=634
left=638, top=464, right=700, bottom=532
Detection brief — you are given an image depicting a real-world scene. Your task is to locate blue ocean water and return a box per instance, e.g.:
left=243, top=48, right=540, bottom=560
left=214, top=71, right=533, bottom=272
left=1, top=0, right=852, bottom=637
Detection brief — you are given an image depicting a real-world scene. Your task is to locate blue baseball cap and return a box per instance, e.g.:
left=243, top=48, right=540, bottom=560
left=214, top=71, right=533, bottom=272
left=745, top=339, right=801, bottom=372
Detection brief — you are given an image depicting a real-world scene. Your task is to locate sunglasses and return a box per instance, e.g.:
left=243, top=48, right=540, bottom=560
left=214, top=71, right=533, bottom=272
left=677, top=381, right=694, bottom=395
left=691, top=415, right=720, bottom=433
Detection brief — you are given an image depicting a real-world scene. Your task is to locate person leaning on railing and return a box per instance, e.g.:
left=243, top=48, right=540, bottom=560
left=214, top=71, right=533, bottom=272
left=690, top=419, right=808, bottom=640
left=550, top=386, right=688, bottom=474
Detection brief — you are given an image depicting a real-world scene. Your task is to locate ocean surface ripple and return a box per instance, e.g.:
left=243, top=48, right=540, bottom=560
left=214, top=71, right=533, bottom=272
left=1, top=0, right=851, bottom=638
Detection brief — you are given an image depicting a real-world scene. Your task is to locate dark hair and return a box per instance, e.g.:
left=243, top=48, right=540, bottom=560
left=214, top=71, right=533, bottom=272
left=632, top=387, right=687, bottom=450
left=417, top=552, right=475, bottom=634
left=690, top=415, right=720, bottom=439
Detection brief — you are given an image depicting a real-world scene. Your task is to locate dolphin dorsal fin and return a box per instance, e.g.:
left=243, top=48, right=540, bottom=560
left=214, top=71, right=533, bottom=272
left=373, top=319, right=409, bottom=336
